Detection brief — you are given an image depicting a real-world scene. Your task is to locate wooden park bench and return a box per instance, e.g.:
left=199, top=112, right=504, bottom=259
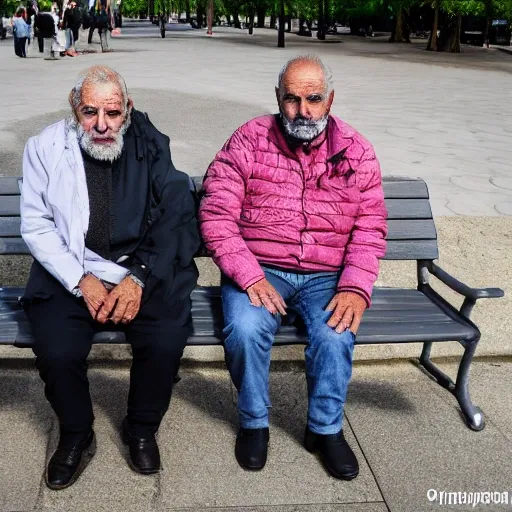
left=0, top=175, right=504, bottom=432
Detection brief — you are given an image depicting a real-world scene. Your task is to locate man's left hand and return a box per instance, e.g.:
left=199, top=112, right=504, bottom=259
left=326, top=292, right=367, bottom=334
left=96, top=277, right=143, bottom=324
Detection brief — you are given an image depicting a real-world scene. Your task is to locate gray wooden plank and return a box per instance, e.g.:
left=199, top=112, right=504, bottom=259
left=385, top=199, right=433, bottom=220
left=386, top=219, right=437, bottom=240
left=383, top=179, right=428, bottom=199
left=0, top=283, right=477, bottom=347
left=0, top=217, right=21, bottom=237
left=384, top=239, right=439, bottom=260
left=0, top=177, right=22, bottom=195
left=0, top=196, right=20, bottom=216
left=0, top=237, right=30, bottom=255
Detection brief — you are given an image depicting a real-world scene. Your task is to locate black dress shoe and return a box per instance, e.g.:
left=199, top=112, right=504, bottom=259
left=235, top=427, right=269, bottom=470
left=122, top=418, right=161, bottom=474
left=304, top=427, right=359, bottom=480
left=46, top=430, right=96, bottom=490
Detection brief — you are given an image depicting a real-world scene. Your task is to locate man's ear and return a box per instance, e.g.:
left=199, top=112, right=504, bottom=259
left=275, top=86, right=281, bottom=106
left=68, top=91, right=79, bottom=121
left=326, top=90, right=334, bottom=113
left=127, top=97, right=134, bottom=111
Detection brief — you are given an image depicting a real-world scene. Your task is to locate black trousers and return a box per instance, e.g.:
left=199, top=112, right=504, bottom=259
left=25, top=283, right=190, bottom=437
left=14, top=36, right=27, bottom=57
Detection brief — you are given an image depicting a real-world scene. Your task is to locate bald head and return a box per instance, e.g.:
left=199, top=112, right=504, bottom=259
left=276, top=56, right=334, bottom=142
left=277, top=55, right=333, bottom=96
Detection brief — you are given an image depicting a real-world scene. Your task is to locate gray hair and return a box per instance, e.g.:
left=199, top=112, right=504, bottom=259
left=69, top=66, right=129, bottom=112
left=277, top=55, right=333, bottom=95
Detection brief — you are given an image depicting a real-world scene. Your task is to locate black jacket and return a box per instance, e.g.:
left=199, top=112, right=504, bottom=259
left=23, top=110, right=200, bottom=325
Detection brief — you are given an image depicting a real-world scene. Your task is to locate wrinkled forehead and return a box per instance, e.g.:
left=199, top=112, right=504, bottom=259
left=78, top=81, right=126, bottom=110
left=280, top=62, right=327, bottom=95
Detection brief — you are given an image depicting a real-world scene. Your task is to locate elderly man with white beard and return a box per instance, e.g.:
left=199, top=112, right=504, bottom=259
left=20, top=66, right=200, bottom=489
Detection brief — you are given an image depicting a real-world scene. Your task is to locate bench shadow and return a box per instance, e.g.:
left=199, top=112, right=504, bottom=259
left=269, top=377, right=417, bottom=446
left=0, top=364, right=53, bottom=437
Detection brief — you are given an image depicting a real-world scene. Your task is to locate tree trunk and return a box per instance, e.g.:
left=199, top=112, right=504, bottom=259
left=233, top=12, right=241, bottom=29
left=248, top=5, right=254, bottom=35
left=185, top=0, right=190, bottom=22
left=437, top=13, right=461, bottom=52
left=257, top=6, right=265, bottom=28
left=324, top=0, right=330, bottom=27
left=317, top=0, right=325, bottom=40
left=484, top=16, right=491, bottom=47
left=449, top=14, right=461, bottom=52
left=206, top=0, right=213, bottom=35
left=389, top=8, right=404, bottom=42
left=426, top=3, right=439, bottom=51
left=277, top=0, right=285, bottom=47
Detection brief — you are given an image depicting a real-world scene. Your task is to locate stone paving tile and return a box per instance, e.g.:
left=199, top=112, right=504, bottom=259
left=159, top=370, right=382, bottom=509
left=345, top=361, right=512, bottom=512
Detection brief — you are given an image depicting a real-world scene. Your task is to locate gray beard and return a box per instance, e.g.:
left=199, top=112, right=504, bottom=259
left=282, top=114, right=328, bottom=142
left=68, top=114, right=131, bottom=162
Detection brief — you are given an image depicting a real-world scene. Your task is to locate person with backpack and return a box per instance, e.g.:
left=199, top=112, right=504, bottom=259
left=87, top=0, right=110, bottom=51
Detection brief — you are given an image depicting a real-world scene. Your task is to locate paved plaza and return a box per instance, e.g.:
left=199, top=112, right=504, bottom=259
left=0, top=21, right=511, bottom=511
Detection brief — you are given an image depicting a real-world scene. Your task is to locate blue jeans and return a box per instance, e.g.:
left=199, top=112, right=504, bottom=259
left=222, top=267, right=355, bottom=435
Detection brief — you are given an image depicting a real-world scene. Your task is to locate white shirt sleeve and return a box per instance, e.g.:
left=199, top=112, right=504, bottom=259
left=20, top=136, right=85, bottom=293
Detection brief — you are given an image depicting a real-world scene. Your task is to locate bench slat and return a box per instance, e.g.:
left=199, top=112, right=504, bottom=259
left=0, top=218, right=21, bottom=237
left=0, top=237, right=30, bottom=255
left=0, top=196, right=20, bottom=216
left=385, top=199, right=433, bottom=220
left=382, top=179, right=428, bottom=199
left=0, top=177, right=22, bottom=195
left=0, top=286, right=477, bottom=347
left=386, top=219, right=436, bottom=240
left=384, top=239, right=439, bottom=260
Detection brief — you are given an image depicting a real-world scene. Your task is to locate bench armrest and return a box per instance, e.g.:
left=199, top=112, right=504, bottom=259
left=424, top=261, right=504, bottom=319
left=427, top=262, right=504, bottom=300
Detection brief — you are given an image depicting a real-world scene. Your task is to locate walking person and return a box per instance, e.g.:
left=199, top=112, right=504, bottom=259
left=88, top=0, right=110, bottom=51
left=34, top=5, right=57, bottom=59
left=62, top=1, right=80, bottom=55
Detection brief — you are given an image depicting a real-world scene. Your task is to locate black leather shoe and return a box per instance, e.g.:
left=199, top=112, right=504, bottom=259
left=122, top=418, right=161, bottom=474
left=46, top=430, right=96, bottom=490
left=235, top=427, right=269, bottom=470
left=304, top=427, right=359, bottom=480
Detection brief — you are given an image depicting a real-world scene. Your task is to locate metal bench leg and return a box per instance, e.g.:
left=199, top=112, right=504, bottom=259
left=419, top=338, right=484, bottom=431
left=419, top=342, right=455, bottom=392
left=454, top=338, right=484, bottom=431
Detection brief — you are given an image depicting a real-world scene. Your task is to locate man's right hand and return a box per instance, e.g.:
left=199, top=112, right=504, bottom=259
left=246, top=278, right=287, bottom=315
left=79, top=274, right=109, bottom=319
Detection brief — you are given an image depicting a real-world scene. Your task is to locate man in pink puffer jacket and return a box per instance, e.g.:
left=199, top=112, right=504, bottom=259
left=199, top=55, right=387, bottom=479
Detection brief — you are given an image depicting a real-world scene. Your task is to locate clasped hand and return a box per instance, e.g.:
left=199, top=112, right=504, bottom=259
left=79, top=274, right=143, bottom=324
left=246, top=279, right=366, bottom=334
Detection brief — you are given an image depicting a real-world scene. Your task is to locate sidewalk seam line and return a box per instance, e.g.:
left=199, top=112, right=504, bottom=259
left=344, top=412, right=391, bottom=512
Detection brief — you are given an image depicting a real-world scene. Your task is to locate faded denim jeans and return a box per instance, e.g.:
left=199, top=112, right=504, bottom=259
left=222, top=266, right=356, bottom=435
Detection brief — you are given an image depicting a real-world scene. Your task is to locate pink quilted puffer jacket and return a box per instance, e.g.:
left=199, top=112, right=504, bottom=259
left=199, top=115, right=388, bottom=306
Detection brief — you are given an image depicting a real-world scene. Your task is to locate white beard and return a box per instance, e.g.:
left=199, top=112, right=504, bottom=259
left=68, top=114, right=131, bottom=162
left=282, top=114, right=328, bottom=142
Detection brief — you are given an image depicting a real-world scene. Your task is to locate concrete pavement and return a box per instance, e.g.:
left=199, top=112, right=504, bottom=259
left=1, top=359, right=511, bottom=511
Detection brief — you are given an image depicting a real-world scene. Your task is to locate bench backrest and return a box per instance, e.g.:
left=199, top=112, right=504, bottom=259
left=0, top=176, right=438, bottom=260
